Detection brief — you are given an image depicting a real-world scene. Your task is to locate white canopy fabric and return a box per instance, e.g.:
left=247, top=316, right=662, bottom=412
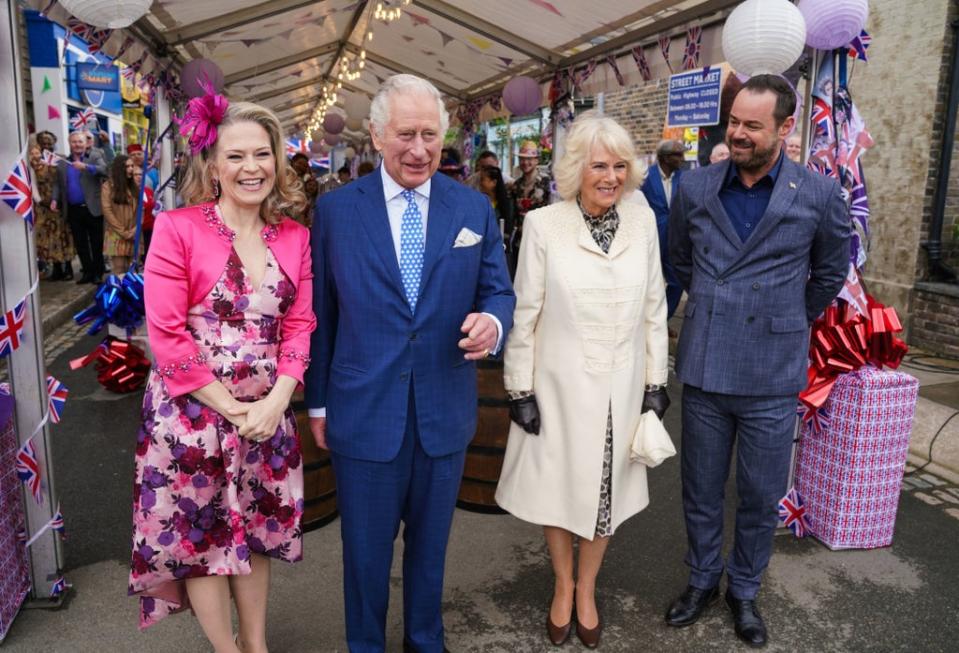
left=28, top=0, right=741, bottom=134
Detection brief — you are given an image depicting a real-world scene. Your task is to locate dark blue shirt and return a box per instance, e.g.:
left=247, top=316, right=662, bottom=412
left=718, top=150, right=785, bottom=243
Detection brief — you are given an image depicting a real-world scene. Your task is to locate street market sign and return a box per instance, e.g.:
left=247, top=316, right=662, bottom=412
left=76, top=62, right=119, bottom=92
left=666, top=66, right=722, bottom=128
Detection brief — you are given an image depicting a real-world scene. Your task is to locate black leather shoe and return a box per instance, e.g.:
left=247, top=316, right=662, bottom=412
left=665, top=585, right=719, bottom=627
left=76, top=275, right=93, bottom=285
left=725, top=589, right=767, bottom=648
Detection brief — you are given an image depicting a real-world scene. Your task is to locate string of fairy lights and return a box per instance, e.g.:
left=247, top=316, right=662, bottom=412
left=306, top=0, right=412, bottom=139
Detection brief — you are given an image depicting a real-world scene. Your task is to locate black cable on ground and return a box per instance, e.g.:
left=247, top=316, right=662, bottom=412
left=908, top=410, right=959, bottom=476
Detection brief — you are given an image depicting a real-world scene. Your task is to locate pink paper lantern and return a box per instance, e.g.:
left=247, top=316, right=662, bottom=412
left=798, top=0, right=869, bottom=51
left=323, top=132, right=341, bottom=146
left=502, top=76, right=542, bottom=116
left=323, top=113, right=345, bottom=134
left=180, top=58, right=225, bottom=98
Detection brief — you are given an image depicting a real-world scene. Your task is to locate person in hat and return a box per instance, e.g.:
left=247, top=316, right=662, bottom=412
left=127, top=143, right=159, bottom=190
left=507, top=140, right=552, bottom=272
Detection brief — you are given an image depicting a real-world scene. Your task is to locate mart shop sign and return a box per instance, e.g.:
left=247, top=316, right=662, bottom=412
left=76, top=62, right=118, bottom=92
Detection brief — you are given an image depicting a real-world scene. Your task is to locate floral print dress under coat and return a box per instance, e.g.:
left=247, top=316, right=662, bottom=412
left=129, top=245, right=303, bottom=629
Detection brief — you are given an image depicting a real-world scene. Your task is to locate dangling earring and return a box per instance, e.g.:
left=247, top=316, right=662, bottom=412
left=212, top=178, right=221, bottom=198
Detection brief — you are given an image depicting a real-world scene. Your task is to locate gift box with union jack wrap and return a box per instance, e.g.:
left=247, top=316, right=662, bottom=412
left=794, top=366, right=919, bottom=550
left=0, top=391, right=30, bottom=641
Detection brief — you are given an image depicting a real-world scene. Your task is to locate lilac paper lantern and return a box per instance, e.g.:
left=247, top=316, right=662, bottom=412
left=323, top=113, right=345, bottom=134
left=181, top=58, right=225, bottom=98
left=799, top=0, right=869, bottom=51
left=323, top=132, right=341, bottom=146
left=502, top=76, right=542, bottom=116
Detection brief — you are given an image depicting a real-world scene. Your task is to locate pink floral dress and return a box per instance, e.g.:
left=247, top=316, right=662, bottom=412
left=128, top=244, right=303, bottom=629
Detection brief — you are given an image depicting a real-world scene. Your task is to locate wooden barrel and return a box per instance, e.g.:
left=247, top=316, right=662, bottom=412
left=292, top=397, right=339, bottom=531
left=457, top=359, right=510, bottom=513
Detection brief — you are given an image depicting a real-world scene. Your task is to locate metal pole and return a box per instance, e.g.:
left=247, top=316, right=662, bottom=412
left=155, top=85, right=176, bottom=211
left=0, top=0, right=64, bottom=604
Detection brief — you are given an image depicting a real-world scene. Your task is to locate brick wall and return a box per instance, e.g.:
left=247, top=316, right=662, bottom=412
left=911, top=285, right=959, bottom=358
left=601, top=80, right=669, bottom=161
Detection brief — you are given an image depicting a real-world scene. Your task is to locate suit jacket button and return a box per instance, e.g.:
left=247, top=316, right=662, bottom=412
left=410, top=332, right=417, bottom=341
left=752, top=282, right=760, bottom=290
left=747, top=316, right=755, bottom=323
left=400, top=372, right=409, bottom=381
left=704, top=246, right=710, bottom=254
left=717, top=279, right=725, bottom=286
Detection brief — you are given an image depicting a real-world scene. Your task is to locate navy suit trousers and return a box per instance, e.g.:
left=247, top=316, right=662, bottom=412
left=331, top=387, right=467, bottom=653
left=680, top=385, right=795, bottom=599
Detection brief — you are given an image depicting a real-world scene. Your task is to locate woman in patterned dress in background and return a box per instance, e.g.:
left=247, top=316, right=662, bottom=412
left=30, top=133, right=75, bottom=280
left=128, top=93, right=314, bottom=653
left=495, top=113, right=670, bottom=648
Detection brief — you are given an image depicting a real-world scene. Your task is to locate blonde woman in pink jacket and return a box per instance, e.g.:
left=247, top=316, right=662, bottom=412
left=128, top=94, right=314, bottom=653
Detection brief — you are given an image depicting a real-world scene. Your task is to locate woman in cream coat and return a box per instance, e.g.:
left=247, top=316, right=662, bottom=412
left=495, top=112, right=670, bottom=648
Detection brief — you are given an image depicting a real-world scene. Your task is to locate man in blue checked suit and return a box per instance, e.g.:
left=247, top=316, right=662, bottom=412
left=665, top=75, right=849, bottom=648
left=305, top=74, right=515, bottom=653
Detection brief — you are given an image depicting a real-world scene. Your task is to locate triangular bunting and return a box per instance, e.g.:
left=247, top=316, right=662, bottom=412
left=47, top=105, right=60, bottom=120
left=41, top=76, right=52, bottom=93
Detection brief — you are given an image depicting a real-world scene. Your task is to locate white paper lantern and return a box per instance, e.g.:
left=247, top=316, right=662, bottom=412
left=59, top=0, right=153, bottom=29
left=799, top=0, right=869, bottom=51
left=722, top=0, right=807, bottom=76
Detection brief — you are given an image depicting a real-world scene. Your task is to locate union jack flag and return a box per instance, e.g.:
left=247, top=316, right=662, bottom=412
left=605, top=54, right=625, bottom=86
left=16, top=526, right=26, bottom=544
left=797, top=402, right=831, bottom=437
left=50, top=575, right=70, bottom=597
left=46, top=375, right=68, bottom=424
left=0, top=299, right=27, bottom=357
left=778, top=487, right=810, bottom=538
left=632, top=46, right=651, bottom=81
left=41, top=149, right=58, bottom=166
left=16, top=438, right=43, bottom=504
left=683, top=27, right=702, bottom=70
left=50, top=504, right=66, bottom=538
left=311, top=154, right=331, bottom=169
left=121, top=67, right=137, bottom=83
left=658, top=34, right=673, bottom=71
left=848, top=30, right=871, bottom=62
left=1, top=151, right=35, bottom=227
left=70, top=107, right=96, bottom=131
left=66, top=18, right=112, bottom=54
left=285, top=138, right=309, bottom=158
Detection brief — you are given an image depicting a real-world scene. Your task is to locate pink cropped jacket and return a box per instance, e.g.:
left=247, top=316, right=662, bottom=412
left=144, top=202, right=316, bottom=397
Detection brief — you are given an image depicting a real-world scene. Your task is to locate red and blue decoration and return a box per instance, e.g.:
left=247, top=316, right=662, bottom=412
left=1, top=152, right=35, bottom=228
left=70, top=337, right=150, bottom=394
left=73, top=272, right=145, bottom=336
left=16, top=438, right=43, bottom=504
left=848, top=30, right=871, bottom=62
left=0, top=299, right=27, bottom=357
left=285, top=137, right=310, bottom=158
left=65, top=17, right=112, bottom=54
left=69, top=106, right=96, bottom=131
left=50, top=574, right=70, bottom=598
left=50, top=506, right=65, bottom=538
left=46, top=376, right=69, bottom=424
left=797, top=402, right=831, bottom=437
left=779, top=487, right=810, bottom=538
left=632, top=45, right=652, bottom=81
left=658, top=34, right=672, bottom=71
left=683, top=26, right=703, bottom=70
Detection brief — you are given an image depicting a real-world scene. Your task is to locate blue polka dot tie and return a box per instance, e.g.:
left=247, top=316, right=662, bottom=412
left=399, top=189, right=425, bottom=312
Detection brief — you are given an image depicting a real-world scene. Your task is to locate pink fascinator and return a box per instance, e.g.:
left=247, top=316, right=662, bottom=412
left=175, top=79, right=228, bottom=155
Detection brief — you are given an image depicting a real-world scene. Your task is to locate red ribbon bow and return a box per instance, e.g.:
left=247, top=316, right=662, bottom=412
left=799, top=296, right=908, bottom=413
left=70, top=337, right=150, bottom=393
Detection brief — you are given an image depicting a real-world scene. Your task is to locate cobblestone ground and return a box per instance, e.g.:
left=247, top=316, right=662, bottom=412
left=903, top=463, right=959, bottom=522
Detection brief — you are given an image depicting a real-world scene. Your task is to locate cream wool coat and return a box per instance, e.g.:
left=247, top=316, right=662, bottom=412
left=494, top=199, right=669, bottom=539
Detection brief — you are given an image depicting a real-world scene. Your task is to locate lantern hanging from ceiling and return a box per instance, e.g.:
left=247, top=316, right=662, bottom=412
left=502, top=76, right=542, bottom=116
left=323, top=113, right=345, bottom=135
left=346, top=117, right=364, bottom=132
left=721, top=0, right=807, bottom=76
left=798, top=0, right=869, bottom=51
left=59, top=0, right=153, bottom=29
left=343, top=146, right=357, bottom=159
left=180, top=58, right=225, bottom=98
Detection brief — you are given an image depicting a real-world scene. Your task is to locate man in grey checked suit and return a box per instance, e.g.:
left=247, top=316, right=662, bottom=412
left=665, top=75, right=849, bottom=648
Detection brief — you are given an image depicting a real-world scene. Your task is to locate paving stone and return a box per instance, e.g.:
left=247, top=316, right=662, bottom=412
left=904, top=463, right=917, bottom=473
left=932, top=490, right=959, bottom=505
left=946, top=508, right=959, bottom=522
left=908, top=477, right=932, bottom=490
left=947, top=488, right=959, bottom=501
left=913, top=491, right=944, bottom=506
left=920, top=473, right=947, bottom=487
left=900, top=477, right=917, bottom=490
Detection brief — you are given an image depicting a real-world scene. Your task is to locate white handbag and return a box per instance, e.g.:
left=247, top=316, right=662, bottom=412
left=629, top=411, right=676, bottom=467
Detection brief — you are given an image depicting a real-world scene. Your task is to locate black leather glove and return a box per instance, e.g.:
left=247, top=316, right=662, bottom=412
left=508, top=394, right=541, bottom=435
left=641, top=388, right=670, bottom=420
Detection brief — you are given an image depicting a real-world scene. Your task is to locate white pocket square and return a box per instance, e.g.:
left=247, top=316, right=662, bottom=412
left=453, top=227, right=483, bottom=248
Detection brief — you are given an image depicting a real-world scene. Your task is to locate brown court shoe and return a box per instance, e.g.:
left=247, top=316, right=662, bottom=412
left=575, top=617, right=602, bottom=649
left=547, top=609, right=573, bottom=645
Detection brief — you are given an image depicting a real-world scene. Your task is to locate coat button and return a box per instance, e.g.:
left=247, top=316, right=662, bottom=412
left=752, top=282, right=760, bottom=290
left=717, top=279, right=725, bottom=286
left=747, top=316, right=755, bottom=323
left=410, top=332, right=418, bottom=341
left=704, top=246, right=710, bottom=254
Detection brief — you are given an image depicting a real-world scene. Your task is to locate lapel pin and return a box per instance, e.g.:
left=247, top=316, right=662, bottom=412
left=789, top=181, right=797, bottom=189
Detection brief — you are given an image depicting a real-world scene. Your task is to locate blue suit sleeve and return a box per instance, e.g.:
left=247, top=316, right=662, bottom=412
left=805, top=179, right=850, bottom=322
left=304, top=194, right=338, bottom=409
left=473, top=196, right=516, bottom=346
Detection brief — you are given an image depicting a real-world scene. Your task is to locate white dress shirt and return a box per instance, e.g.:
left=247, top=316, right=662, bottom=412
left=309, top=167, right=503, bottom=418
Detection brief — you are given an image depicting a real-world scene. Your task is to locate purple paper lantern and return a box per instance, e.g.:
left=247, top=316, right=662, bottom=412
left=323, top=132, right=341, bottom=146
left=323, top=113, right=345, bottom=134
left=502, top=76, right=542, bottom=116
left=180, top=58, right=225, bottom=98
left=798, top=0, right=869, bottom=51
